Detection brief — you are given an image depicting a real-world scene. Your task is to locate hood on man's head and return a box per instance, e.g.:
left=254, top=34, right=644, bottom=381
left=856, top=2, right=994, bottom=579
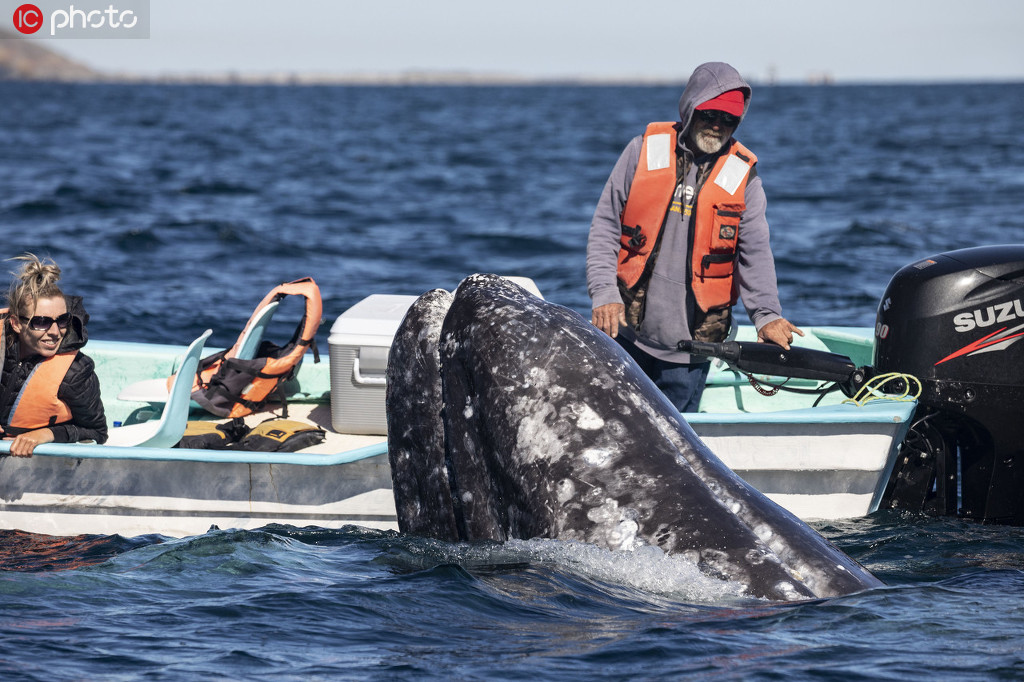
left=678, top=62, right=751, bottom=135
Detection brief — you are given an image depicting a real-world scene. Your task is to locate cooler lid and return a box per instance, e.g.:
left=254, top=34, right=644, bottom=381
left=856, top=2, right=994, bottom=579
left=329, top=294, right=419, bottom=342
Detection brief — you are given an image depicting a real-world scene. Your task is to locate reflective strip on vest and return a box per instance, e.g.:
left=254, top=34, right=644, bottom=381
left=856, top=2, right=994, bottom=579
left=7, top=351, right=76, bottom=429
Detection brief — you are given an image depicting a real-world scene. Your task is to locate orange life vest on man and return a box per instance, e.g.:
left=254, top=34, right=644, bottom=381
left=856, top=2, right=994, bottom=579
left=0, top=310, right=77, bottom=430
left=617, top=122, right=757, bottom=312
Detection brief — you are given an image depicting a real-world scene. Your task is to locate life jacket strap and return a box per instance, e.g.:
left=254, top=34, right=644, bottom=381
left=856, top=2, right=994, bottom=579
left=701, top=253, right=736, bottom=271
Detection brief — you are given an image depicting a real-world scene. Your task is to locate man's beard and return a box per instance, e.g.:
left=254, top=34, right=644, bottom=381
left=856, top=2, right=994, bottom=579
left=691, top=128, right=727, bottom=155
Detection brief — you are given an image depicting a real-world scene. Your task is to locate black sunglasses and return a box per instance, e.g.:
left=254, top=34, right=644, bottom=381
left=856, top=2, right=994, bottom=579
left=20, top=313, right=71, bottom=332
left=697, top=110, right=740, bottom=127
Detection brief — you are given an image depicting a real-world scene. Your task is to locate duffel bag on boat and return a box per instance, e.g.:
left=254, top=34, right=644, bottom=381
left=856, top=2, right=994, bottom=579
left=174, top=418, right=250, bottom=450
left=234, top=418, right=326, bottom=452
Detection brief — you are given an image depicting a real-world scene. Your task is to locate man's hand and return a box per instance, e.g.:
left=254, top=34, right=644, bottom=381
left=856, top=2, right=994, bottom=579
left=757, top=318, right=804, bottom=350
left=592, top=303, right=627, bottom=338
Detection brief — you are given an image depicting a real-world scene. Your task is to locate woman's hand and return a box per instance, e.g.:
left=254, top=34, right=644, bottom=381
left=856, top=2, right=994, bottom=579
left=4, top=427, right=56, bottom=457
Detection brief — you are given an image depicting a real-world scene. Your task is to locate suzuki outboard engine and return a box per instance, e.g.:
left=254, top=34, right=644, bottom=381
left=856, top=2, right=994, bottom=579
left=875, top=245, right=1024, bottom=524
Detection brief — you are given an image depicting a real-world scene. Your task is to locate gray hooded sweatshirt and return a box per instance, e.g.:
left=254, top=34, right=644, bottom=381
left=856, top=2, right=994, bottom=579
left=585, top=61, right=784, bottom=363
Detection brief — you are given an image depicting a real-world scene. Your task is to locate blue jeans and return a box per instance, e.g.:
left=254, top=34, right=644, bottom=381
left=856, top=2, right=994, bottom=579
left=616, top=335, right=710, bottom=413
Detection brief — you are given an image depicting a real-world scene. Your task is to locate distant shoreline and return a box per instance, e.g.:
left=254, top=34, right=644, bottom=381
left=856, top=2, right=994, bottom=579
left=3, top=69, right=1020, bottom=87
left=1, top=33, right=1019, bottom=87
left=2, top=66, right=691, bottom=87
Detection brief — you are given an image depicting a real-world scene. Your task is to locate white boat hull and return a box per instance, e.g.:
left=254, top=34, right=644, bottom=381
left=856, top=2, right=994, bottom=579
left=692, top=404, right=913, bottom=521
left=0, top=445, right=395, bottom=538
left=0, top=401, right=912, bottom=537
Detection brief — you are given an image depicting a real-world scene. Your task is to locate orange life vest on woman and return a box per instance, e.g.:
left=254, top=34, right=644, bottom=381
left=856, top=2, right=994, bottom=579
left=7, top=353, right=77, bottom=429
left=617, top=122, right=757, bottom=312
left=0, top=311, right=77, bottom=430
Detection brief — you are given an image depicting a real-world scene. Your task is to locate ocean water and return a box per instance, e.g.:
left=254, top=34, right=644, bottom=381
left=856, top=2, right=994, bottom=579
left=1, top=81, right=1023, bottom=679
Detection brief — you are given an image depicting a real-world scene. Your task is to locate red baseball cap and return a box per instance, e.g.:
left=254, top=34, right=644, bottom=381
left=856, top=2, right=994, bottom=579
left=694, top=89, right=746, bottom=117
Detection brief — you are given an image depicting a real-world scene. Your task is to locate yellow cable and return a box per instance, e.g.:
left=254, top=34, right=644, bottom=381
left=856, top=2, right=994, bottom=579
left=842, top=372, right=922, bottom=407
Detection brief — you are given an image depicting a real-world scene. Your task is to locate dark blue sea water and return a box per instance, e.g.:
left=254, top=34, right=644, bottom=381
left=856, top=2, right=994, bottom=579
left=1, top=81, right=1023, bottom=679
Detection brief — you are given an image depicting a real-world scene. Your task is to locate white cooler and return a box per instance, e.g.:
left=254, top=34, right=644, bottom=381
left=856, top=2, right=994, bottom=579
left=328, top=294, right=418, bottom=435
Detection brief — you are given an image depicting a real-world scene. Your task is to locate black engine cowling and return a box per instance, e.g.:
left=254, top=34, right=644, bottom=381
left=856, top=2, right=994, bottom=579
left=874, top=245, right=1024, bottom=523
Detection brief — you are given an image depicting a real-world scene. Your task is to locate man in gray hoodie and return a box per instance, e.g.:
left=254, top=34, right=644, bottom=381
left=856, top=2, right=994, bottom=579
left=586, top=61, right=802, bottom=412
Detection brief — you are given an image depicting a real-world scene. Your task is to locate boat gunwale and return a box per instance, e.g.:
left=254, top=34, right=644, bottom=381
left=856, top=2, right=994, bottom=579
left=0, top=440, right=389, bottom=466
left=685, top=400, right=916, bottom=425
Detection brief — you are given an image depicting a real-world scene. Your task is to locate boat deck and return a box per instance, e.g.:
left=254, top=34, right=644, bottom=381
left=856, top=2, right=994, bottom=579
left=224, top=402, right=386, bottom=456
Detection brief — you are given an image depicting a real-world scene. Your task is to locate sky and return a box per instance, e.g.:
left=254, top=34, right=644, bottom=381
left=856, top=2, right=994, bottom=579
left=34, top=0, right=1024, bottom=84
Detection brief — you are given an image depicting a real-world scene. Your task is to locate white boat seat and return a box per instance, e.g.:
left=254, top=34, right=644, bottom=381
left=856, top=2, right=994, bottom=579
left=116, top=377, right=175, bottom=404
left=502, top=276, right=543, bottom=299
left=117, top=300, right=280, bottom=404
left=106, top=330, right=212, bottom=448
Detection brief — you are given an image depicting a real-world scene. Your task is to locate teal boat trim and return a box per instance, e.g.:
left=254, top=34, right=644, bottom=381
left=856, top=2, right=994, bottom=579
left=686, top=400, right=916, bottom=425
left=0, top=439, right=388, bottom=466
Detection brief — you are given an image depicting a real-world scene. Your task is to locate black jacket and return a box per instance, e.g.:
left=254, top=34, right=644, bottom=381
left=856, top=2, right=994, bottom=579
left=0, top=296, right=108, bottom=444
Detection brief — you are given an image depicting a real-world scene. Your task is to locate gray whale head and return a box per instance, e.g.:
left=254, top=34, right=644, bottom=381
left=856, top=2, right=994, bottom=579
left=386, top=274, right=883, bottom=601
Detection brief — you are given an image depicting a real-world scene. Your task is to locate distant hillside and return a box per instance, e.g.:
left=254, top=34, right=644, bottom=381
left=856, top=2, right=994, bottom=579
left=0, top=30, right=683, bottom=86
left=0, top=30, right=98, bottom=80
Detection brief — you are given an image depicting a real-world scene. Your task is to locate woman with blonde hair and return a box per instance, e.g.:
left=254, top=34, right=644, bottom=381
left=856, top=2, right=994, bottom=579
left=0, top=254, right=107, bottom=456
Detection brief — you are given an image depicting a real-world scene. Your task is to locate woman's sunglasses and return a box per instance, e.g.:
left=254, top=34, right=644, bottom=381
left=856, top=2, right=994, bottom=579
left=20, top=313, right=71, bottom=332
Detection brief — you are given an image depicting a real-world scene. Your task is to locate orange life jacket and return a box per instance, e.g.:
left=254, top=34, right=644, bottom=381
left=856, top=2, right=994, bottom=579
left=0, top=310, right=77, bottom=430
left=7, top=352, right=76, bottom=429
left=186, top=278, right=323, bottom=419
left=617, top=123, right=757, bottom=312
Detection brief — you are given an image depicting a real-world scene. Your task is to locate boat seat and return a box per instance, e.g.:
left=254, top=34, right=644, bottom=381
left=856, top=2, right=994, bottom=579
left=105, top=330, right=212, bottom=448
left=502, top=276, right=544, bottom=299
left=117, top=300, right=280, bottom=405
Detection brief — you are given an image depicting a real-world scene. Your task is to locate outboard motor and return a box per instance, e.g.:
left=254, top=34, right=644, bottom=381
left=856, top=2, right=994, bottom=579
left=874, top=245, right=1024, bottom=524
left=679, top=244, right=1024, bottom=524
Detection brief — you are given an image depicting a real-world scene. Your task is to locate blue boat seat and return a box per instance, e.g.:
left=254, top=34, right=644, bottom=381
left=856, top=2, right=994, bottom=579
left=105, top=330, right=212, bottom=448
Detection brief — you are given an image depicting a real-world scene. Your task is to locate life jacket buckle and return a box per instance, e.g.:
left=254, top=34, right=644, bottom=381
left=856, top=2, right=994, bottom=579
left=621, top=224, right=647, bottom=251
